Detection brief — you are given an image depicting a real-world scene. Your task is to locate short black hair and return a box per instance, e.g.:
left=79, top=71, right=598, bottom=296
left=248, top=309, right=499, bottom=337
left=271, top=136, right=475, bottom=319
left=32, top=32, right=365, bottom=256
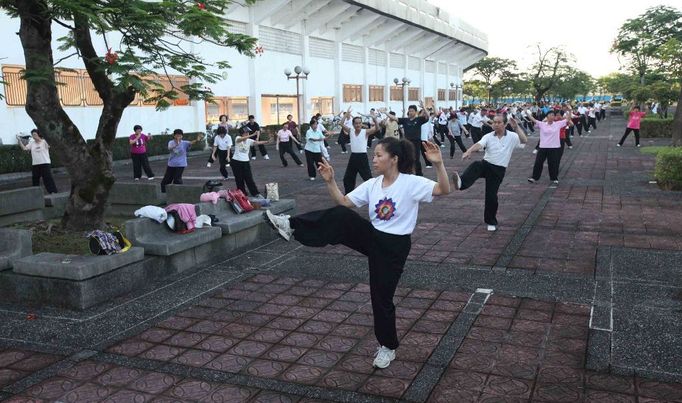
left=219, top=114, right=228, bottom=121
left=248, top=115, right=255, bottom=120
left=352, top=116, right=362, bottom=124
left=133, top=125, right=142, bottom=131
left=173, top=129, right=183, bottom=136
left=389, top=111, right=396, bottom=116
left=216, top=126, right=227, bottom=135
left=408, top=105, right=418, bottom=112
left=30, top=129, right=41, bottom=137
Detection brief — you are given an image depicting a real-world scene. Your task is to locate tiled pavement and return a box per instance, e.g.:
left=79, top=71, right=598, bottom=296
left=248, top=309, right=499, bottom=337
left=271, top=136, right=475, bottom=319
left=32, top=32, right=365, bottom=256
left=1, top=116, right=682, bottom=401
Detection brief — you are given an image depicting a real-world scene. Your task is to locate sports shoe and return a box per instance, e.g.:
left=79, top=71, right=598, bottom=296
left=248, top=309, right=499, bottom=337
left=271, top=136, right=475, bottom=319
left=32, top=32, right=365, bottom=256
left=616, top=143, right=621, bottom=147
left=309, top=177, right=315, bottom=181
left=298, top=164, right=304, bottom=167
left=299, top=150, right=304, bottom=154
left=373, top=346, right=396, bottom=369
left=134, top=178, right=140, bottom=181
left=487, top=225, right=497, bottom=232
left=552, top=180, right=559, bottom=185
left=532, top=149, right=538, bottom=154
left=147, top=177, right=155, bottom=180
left=527, top=178, right=536, bottom=183
left=265, top=210, right=292, bottom=241
left=440, top=144, right=445, bottom=148
left=451, top=171, right=462, bottom=190
left=207, top=162, right=212, bottom=168
left=568, top=146, right=573, bottom=149
left=426, top=165, right=433, bottom=169
left=222, top=177, right=229, bottom=180
left=264, top=155, right=270, bottom=160
left=251, top=156, right=256, bottom=160
left=636, top=144, right=641, bottom=147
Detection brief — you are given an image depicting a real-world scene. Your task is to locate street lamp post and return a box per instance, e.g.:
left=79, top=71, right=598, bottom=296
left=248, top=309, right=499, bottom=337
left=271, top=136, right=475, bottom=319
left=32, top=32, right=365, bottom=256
left=450, top=82, right=463, bottom=109
left=284, top=65, right=310, bottom=125
left=393, top=77, right=410, bottom=116
left=487, top=84, right=492, bottom=106
left=506, top=86, right=512, bottom=104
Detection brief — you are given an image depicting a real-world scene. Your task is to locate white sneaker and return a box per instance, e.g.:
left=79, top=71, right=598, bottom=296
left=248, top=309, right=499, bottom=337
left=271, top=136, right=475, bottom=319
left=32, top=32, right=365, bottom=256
left=451, top=171, right=462, bottom=190
left=251, top=157, right=256, bottom=160
left=426, top=165, right=433, bottom=169
left=264, top=155, right=270, bottom=160
left=532, top=149, right=538, bottom=154
left=373, top=346, right=396, bottom=369
left=616, top=143, right=621, bottom=147
left=309, top=177, right=315, bottom=181
left=568, top=146, right=573, bottom=149
left=134, top=178, right=140, bottom=181
left=487, top=225, right=497, bottom=232
left=207, top=163, right=212, bottom=168
left=265, top=210, right=292, bottom=241
left=299, top=150, right=304, bottom=154
left=440, top=144, right=445, bottom=148
left=636, top=144, right=641, bottom=147
left=527, top=178, right=536, bottom=183
left=552, top=180, right=559, bottom=185
left=147, top=177, right=155, bottom=180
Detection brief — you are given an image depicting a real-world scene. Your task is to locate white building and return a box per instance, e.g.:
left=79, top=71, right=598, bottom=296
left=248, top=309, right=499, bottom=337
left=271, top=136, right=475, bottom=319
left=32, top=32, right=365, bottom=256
left=0, top=0, right=487, bottom=144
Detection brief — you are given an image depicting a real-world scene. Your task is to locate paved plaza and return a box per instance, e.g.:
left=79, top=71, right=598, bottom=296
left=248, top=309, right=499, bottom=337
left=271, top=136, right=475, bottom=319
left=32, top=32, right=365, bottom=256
left=1, top=116, right=681, bottom=402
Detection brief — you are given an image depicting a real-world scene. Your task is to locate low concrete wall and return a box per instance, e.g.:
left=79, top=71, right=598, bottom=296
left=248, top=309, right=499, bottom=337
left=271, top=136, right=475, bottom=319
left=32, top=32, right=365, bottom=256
left=107, top=182, right=167, bottom=216
left=0, top=187, right=45, bottom=226
left=0, top=228, right=32, bottom=271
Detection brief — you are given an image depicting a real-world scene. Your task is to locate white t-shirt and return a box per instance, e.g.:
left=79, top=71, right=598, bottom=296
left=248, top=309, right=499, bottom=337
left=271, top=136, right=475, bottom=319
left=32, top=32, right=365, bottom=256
left=349, top=129, right=368, bottom=153
left=27, top=140, right=51, bottom=165
left=477, top=130, right=523, bottom=168
left=437, top=112, right=448, bottom=125
left=578, top=106, right=587, bottom=115
left=233, top=138, right=254, bottom=162
left=420, top=122, right=433, bottom=141
left=277, top=129, right=292, bottom=142
left=213, top=134, right=232, bottom=151
left=347, top=173, right=436, bottom=235
left=471, top=112, right=488, bottom=128
left=305, top=128, right=325, bottom=153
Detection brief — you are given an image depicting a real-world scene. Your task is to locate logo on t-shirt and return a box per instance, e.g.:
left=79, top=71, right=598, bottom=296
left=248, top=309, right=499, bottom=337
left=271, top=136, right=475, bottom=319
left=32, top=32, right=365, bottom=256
left=374, top=197, right=396, bottom=221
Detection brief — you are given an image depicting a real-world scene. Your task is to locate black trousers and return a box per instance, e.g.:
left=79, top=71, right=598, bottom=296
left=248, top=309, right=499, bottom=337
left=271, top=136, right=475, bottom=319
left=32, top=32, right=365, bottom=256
left=580, top=115, right=588, bottom=133
left=619, top=128, right=640, bottom=146
left=290, top=206, right=410, bottom=350
left=292, top=134, right=304, bottom=151
left=596, top=111, right=602, bottom=122
left=408, top=139, right=423, bottom=176
left=343, top=153, right=372, bottom=194
left=231, top=160, right=260, bottom=196
left=436, top=124, right=448, bottom=142
left=338, top=133, right=349, bottom=152
left=250, top=144, right=268, bottom=157
left=600, top=109, right=606, bottom=120
left=160, top=166, right=184, bottom=193
left=420, top=141, right=433, bottom=168
left=31, top=163, right=58, bottom=193
left=446, top=134, right=467, bottom=157
left=217, top=149, right=230, bottom=179
left=587, top=117, right=597, bottom=130
left=575, top=121, right=583, bottom=135
left=470, top=126, right=482, bottom=144
left=279, top=142, right=302, bottom=167
left=131, top=153, right=154, bottom=179
left=531, top=148, right=561, bottom=181
left=305, top=150, right=323, bottom=178
left=460, top=160, right=506, bottom=226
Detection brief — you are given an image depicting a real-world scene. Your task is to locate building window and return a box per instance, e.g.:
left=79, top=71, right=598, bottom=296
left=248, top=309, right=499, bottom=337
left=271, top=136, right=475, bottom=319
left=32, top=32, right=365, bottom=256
left=425, top=97, right=434, bottom=109
left=343, top=84, right=362, bottom=103
left=438, top=89, right=446, bottom=101
left=311, top=97, right=334, bottom=115
left=449, top=90, right=457, bottom=101
left=205, top=96, right=249, bottom=124
left=408, top=88, right=420, bottom=101
left=369, top=85, right=384, bottom=102
left=390, top=86, right=403, bottom=101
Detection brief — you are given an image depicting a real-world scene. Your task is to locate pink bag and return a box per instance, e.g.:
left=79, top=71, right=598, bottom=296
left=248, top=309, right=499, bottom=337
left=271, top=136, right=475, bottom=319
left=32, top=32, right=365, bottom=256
left=200, top=192, right=220, bottom=204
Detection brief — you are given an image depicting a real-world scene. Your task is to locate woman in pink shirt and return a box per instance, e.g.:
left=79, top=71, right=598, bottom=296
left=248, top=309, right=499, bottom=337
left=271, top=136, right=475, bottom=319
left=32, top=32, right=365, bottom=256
left=527, top=111, right=573, bottom=185
left=129, top=125, right=155, bottom=180
left=617, top=106, right=647, bottom=147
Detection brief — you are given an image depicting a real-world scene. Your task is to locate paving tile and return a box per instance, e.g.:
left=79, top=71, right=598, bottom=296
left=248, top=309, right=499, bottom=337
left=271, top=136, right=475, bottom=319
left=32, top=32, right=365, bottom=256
left=58, top=361, right=111, bottom=381
left=201, top=384, right=256, bottom=402
left=584, top=389, right=636, bottom=402
left=25, top=377, right=78, bottom=400
left=359, top=375, right=410, bottom=398
left=197, top=335, right=239, bottom=353
left=481, top=375, right=532, bottom=399
left=172, top=349, right=219, bottom=367
left=244, top=359, right=289, bottom=378
left=129, top=371, right=179, bottom=394
left=264, top=345, right=308, bottom=363
left=532, top=383, right=584, bottom=402
left=59, top=382, right=112, bottom=402
left=204, top=353, right=252, bottom=373
left=279, top=364, right=325, bottom=385
left=8, top=353, right=61, bottom=372
left=297, top=349, right=341, bottom=368
left=140, top=344, right=185, bottom=361
left=0, top=350, right=30, bottom=367
left=102, top=389, right=155, bottom=402
left=318, top=370, right=368, bottom=391
left=0, top=368, right=28, bottom=387
left=229, top=340, right=272, bottom=358
left=95, top=366, right=145, bottom=388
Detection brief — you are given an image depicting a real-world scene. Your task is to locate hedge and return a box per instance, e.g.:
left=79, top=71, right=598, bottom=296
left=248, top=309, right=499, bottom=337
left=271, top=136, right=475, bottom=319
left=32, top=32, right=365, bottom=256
left=654, top=147, right=682, bottom=191
left=640, top=118, right=673, bottom=138
left=0, top=133, right=204, bottom=175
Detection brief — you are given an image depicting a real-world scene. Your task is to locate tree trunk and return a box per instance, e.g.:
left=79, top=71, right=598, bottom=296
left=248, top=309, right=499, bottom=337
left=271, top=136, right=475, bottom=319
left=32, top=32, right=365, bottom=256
left=672, top=86, right=682, bottom=147
left=15, top=0, right=125, bottom=230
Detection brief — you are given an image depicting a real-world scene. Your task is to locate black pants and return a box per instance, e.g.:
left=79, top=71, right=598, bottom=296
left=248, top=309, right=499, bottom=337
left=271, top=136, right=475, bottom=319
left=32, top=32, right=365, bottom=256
left=231, top=160, right=260, bottom=196
left=619, top=128, right=640, bottom=146
left=421, top=141, right=432, bottom=168
left=580, top=115, right=588, bottom=133
left=292, top=134, right=304, bottom=151
left=531, top=148, right=561, bottom=181
left=343, top=153, right=372, bottom=194
left=409, top=139, right=423, bottom=176
left=131, top=153, right=154, bottom=179
left=575, top=122, right=583, bottom=135
left=596, top=111, right=602, bottom=122
left=290, top=206, right=410, bottom=350
left=31, top=163, right=58, bottom=193
left=338, top=133, right=349, bottom=152
left=470, top=126, right=482, bottom=144
left=160, top=166, right=184, bottom=193
left=600, top=109, right=606, bottom=120
left=305, top=150, right=323, bottom=178
left=217, top=149, right=230, bottom=179
left=250, top=144, right=268, bottom=157
left=587, top=117, right=597, bottom=131
left=446, top=134, right=467, bottom=158
left=459, top=160, right=506, bottom=226
left=279, top=142, right=302, bottom=167
left=523, top=121, right=535, bottom=133
left=436, top=124, right=448, bottom=142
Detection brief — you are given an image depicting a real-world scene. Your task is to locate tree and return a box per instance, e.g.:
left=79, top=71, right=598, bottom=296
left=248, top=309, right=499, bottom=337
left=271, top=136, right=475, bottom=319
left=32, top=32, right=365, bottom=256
left=612, top=6, right=682, bottom=146
left=553, top=69, right=593, bottom=102
left=468, top=57, right=517, bottom=89
left=0, top=0, right=257, bottom=229
left=462, top=79, right=488, bottom=104
left=527, top=45, right=571, bottom=102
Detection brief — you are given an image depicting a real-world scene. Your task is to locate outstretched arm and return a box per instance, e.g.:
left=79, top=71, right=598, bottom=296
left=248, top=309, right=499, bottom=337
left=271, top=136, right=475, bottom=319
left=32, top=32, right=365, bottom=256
left=317, top=158, right=355, bottom=207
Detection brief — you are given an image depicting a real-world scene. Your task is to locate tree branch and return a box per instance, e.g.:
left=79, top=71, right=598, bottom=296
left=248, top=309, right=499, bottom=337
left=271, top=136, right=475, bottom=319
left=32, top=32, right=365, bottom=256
left=72, top=12, right=112, bottom=102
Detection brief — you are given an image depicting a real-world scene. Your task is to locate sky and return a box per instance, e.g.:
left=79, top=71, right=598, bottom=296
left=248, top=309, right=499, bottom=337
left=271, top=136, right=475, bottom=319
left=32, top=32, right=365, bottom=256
left=428, top=0, right=682, bottom=78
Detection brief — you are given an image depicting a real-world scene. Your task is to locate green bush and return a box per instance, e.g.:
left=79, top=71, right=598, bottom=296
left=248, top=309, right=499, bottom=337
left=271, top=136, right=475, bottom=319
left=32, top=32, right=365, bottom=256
left=640, top=118, right=673, bottom=138
left=0, top=132, right=205, bottom=174
left=654, top=147, right=682, bottom=191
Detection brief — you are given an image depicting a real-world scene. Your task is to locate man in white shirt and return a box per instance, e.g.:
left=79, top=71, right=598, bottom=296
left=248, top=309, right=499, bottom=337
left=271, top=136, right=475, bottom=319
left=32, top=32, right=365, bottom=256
left=452, top=115, right=528, bottom=231
left=586, top=103, right=597, bottom=132
left=577, top=104, right=589, bottom=134
left=469, top=109, right=491, bottom=144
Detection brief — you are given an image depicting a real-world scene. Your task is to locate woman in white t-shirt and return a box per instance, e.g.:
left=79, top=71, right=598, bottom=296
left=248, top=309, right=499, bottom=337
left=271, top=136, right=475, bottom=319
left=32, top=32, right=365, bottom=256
left=211, top=126, right=233, bottom=180
left=232, top=131, right=268, bottom=197
left=304, top=119, right=326, bottom=180
left=276, top=122, right=303, bottom=167
left=16, top=129, right=58, bottom=194
left=266, top=137, right=451, bottom=369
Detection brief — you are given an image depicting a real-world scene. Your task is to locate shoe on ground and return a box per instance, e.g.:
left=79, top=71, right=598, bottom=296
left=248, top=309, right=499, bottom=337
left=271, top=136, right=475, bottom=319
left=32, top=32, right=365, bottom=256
left=636, top=144, right=641, bottom=147
left=147, top=177, right=155, bottom=180
left=552, top=180, right=559, bottom=184
left=426, top=165, right=433, bottom=169
left=134, top=178, right=140, bottom=181
left=527, top=178, right=536, bottom=183
left=299, top=164, right=304, bottom=167
left=251, top=156, right=256, bottom=160
left=451, top=171, right=462, bottom=190
left=207, top=163, right=212, bottom=168
left=440, top=144, right=445, bottom=148
left=616, top=143, right=621, bottom=147
left=223, top=177, right=229, bottom=180
left=264, top=155, right=270, bottom=160
left=373, top=346, right=396, bottom=369
left=299, top=150, right=304, bottom=154
left=532, top=149, right=538, bottom=154
left=309, top=177, right=315, bottom=181
left=265, top=210, right=292, bottom=241
left=568, top=146, right=573, bottom=149
left=487, top=225, right=497, bottom=232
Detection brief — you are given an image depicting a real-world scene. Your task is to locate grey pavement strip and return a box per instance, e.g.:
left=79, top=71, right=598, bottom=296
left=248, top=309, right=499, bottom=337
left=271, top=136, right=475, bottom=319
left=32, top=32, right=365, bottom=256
left=402, top=288, right=492, bottom=402
left=93, top=352, right=396, bottom=403
left=494, top=137, right=585, bottom=269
